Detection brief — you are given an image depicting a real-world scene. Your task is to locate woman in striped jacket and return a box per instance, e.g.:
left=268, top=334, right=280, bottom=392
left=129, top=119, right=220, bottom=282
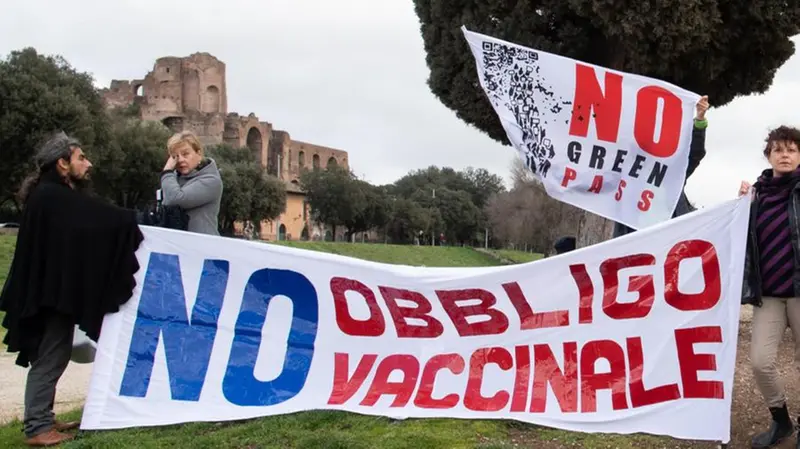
left=739, top=125, right=800, bottom=449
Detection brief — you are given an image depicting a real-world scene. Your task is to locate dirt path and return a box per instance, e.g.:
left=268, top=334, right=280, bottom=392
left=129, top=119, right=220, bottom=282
left=1, top=305, right=798, bottom=449
left=727, top=306, right=799, bottom=449
left=0, top=353, right=93, bottom=425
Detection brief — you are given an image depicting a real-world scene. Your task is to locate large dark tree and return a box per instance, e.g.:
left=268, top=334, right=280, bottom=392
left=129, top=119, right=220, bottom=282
left=389, top=165, right=504, bottom=245
left=412, top=1, right=800, bottom=245
left=0, top=48, right=112, bottom=211
left=300, top=165, right=391, bottom=241
left=90, top=109, right=173, bottom=209
left=300, top=165, right=366, bottom=239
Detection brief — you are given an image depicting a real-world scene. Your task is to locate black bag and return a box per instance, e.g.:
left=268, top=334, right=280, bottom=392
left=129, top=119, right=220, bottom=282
left=137, top=201, right=189, bottom=231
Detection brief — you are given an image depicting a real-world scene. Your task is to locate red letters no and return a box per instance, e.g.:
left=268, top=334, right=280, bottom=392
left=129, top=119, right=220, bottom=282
left=599, top=254, right=656, bottom=320
left=664, top=240, right=722, bottom=311
left=568, top=64, right=623, bottom=143
left=633, top=86, right=683, bottom=158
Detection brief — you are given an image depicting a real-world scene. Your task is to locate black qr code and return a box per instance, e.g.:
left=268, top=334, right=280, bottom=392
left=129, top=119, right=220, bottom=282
left=480, top=40, right=572, bottom=178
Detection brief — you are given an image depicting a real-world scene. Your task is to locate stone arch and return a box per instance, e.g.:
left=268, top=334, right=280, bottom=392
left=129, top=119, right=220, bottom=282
left=278, top=224, right=287, bottom=241
left=327, top=157, right=338, bottom=168
left=162, top=116, right=184, bottom=133
left=203, top=86, right=221, bottom=113
left=246, top=127, right=263, bottom=162
left=298, top=151, right=305, bottom=169
left=312, top=154, right=320, bottom=170
left=134, top=84, right=144, bottom=96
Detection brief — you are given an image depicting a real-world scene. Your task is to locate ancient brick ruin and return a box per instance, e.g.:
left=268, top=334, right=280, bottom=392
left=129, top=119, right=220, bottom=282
left=100, top=52, right=348, bottom=186
left=100, top=52, right=349, bottom=241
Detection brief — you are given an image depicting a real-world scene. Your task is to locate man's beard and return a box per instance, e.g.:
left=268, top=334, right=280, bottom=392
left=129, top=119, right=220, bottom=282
left=69, top=172, right=92, bottom=192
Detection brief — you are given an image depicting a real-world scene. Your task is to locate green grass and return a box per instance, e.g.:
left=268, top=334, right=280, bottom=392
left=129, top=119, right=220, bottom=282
left=0, top=234, right=13, bottom=287
left=0, top=235, right=704, bottom=449
left=273, top=241, right=505, bottom=267
left=0, top=410, right=694, bottom=449
left=0, top=234, right=14, bottom=341
left=0, top=410, right=516, bottom=449
left=490, top=249, right=543, bottom=264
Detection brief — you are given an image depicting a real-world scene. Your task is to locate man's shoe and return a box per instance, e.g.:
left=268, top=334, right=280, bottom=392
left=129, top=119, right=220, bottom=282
left=24, top=429, right=74, bottom=447
left=752, top=403, right=794, bottom=448
left=53, top=421, right=79, bottom=432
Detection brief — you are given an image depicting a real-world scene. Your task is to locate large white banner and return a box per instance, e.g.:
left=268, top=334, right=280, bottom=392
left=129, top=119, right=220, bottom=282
left=462, top=27, right=701, bottom=231
left=82, top=196, right=750, bottom=444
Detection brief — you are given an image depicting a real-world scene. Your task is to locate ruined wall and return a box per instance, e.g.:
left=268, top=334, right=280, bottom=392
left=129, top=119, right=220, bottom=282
left=287, top=140, right=349, bottom=181
left=106, top=53, right=227, bottom=128
left=181, top=53, right=227, bottom=115
left=101, top=80, right=141, bottom=109
left=138, top=57, right=183, bottom=121
left=223, top=113, right=272, bottom=167
left=268, top=130, right=292, bottom=178
left=101, top=52, right=354, bottom=242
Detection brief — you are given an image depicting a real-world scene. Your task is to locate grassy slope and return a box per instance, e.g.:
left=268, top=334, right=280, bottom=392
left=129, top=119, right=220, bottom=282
left=274, top=241, right=506, bottom=267
left=490, top=249, right=543, bottom=264
left=0, top=236, right=693, bottom=449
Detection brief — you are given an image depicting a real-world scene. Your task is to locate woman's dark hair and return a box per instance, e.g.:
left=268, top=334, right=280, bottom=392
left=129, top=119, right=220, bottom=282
left=763, top=125, right=800, bottom=157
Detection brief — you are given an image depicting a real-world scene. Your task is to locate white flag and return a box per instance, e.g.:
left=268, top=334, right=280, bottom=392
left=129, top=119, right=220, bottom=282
left=462, top=27, right=701, bottom=230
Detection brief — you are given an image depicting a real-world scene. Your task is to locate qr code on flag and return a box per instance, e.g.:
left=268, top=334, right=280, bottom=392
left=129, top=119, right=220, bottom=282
left=478, top=40, right=571, bottom=178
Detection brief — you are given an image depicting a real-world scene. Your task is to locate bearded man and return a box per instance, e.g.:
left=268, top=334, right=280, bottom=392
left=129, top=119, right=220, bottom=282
left=0, top=131, right=144, bottom=446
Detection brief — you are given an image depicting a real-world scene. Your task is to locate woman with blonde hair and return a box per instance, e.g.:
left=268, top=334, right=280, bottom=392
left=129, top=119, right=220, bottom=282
left=160, top=131, right=223, bottom=235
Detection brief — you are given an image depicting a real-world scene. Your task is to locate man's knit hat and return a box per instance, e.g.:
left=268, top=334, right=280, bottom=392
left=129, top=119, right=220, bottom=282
left=34, top=131, right=81, bottom=168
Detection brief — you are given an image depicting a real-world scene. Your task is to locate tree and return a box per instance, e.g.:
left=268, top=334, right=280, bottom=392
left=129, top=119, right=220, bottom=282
left=385, top=198, right=431, bottom=244
left=389, top=165, right=505, bottom=244
left=208, top=145, right=286, bottom=236
left=300, top=165, right=366, bottom=239
left=0, top=48, right=112, bottom=210
left=342, top=181, right=391, bottom=240
left=486, top=177, right=582, bottom=253
left=412, top=1, right=800, bottom=246
left=206, top=143, right=256, bottom=165
left=461, top=167, right=506, bottom=211
left=90, top=110, right=173, bottom=209
left=300, top=165, right=390, bottom=241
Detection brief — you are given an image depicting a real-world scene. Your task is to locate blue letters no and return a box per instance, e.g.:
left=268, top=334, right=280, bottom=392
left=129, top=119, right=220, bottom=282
left=223, top=268, right=319, bottom=406
left=119, top=252, right=229, bottom=401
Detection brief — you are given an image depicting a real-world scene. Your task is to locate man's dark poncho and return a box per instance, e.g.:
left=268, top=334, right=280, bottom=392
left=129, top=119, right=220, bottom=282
left=0, top=172, right=144, bottom=367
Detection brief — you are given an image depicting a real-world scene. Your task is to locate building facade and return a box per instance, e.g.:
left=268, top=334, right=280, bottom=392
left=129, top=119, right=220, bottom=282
left=100, top=52, right=349, bottom=241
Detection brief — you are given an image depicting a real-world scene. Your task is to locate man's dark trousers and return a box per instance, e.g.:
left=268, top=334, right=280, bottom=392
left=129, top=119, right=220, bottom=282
left=23, top=312, right=74, bottom=438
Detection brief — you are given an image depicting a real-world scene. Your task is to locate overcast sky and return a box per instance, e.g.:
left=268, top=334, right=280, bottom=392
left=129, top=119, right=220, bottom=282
left=1, top=0, right=798, bottom=208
